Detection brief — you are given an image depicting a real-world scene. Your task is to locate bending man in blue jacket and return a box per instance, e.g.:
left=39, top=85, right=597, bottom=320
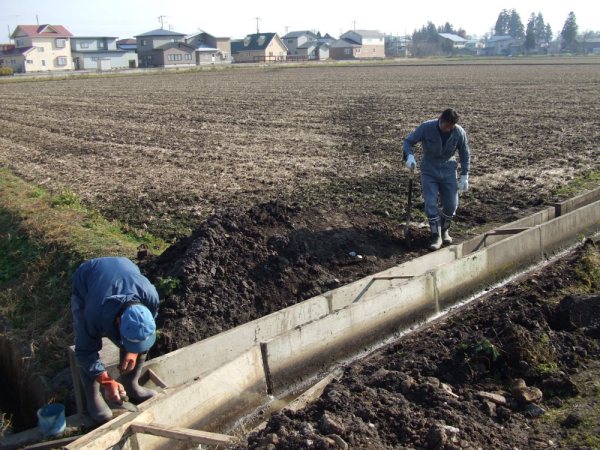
left=71, top=256, right=159, bottom=423
left=403, top=108, right=471, bottom=250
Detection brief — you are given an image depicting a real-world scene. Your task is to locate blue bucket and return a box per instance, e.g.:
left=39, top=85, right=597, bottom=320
left=37, top=403, right=66, bottom=437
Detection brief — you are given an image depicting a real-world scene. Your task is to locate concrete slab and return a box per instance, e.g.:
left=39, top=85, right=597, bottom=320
left=265, top=274, right=436, bottom=394
left=143, top=295, right=329, bottom=388
left=555, top=187, right=600, bottom=216
left=325, top=247, right=457, bottom=312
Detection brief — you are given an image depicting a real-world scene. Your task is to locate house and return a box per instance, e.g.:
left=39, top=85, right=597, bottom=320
left=2, top=24, right=73, bottom=73
left=231, top=33, right=287, bottom=63
left=185, top=30, right=231, bottom=64
left=464, top=39, right=485, bottom=55
left=71, top=36, right=137, bottom=70
left=0, top=44, right=28, bottom=72
left=438, top=33, right=467, bottom=49
left=330, top=30, right=385, bottom=60
left=282, top=31, right=318, bottom=57
left=580, top=37, right=600, bottom=55
left=116, top=38, right=137, bottom=52
left=483, top=35, right=521, bottom=56
left=297, top=37, right=335, bottom=60
left=135, top=28, right=187, bottom=67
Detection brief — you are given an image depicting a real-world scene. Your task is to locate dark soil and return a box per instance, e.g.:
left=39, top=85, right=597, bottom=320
left=142, top=201, right=432, bottom=355
left=236, top=239, right=600, bottom=449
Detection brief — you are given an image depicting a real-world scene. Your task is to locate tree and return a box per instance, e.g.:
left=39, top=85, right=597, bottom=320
left=544, top=24, right=553, bottom=43
left=524, top=14, right=536, bottom=52
left=561, top=11, right=578, bottom=51
left=494, top=9, right=511, bottom=35
left=534, top=13, right=546, bottom=43
left=508, top=9, right=525, bottom=38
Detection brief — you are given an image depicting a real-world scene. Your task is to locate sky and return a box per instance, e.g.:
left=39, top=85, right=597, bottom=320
left=0, top=0, right=598, bottom=41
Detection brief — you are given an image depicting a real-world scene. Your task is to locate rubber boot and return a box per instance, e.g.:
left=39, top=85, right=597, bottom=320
left=119, top=351, right=156, bottom=404
left=440, top=216, right=453, bottom=245
left=428, top=222, right=442, bottom=251
left=79, top=369, right=112, bottom=424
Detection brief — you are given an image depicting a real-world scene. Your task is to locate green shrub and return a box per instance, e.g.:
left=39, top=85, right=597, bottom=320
left=0, top=67, right=14, bottom=76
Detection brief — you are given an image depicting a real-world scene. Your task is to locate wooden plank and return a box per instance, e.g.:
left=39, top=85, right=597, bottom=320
left=129, top=422, right=234, bottom=446
left=146, top=368, right=168, bottom=388
left=23, top=435, right=81, bottom=450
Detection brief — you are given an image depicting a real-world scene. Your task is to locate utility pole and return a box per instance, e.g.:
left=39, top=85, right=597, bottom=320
left=255, top=17, right=261, bottom=34
left=158, top=15, right=166, bottom=29
left=36, top=14, right=39, bottom=25
left=353, top=20, right=356, bottom=31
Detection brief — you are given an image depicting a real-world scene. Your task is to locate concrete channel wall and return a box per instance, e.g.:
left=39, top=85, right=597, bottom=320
left=68, top=189, right=600, bottom=449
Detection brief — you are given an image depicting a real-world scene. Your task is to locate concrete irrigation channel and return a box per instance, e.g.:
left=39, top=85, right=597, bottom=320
left=6, top=188, right=600, bottom=450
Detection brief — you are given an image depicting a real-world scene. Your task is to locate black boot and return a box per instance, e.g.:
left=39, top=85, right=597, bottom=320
left=119, top=351, right=156, bottom=404
left=79, top=369, right=112, bottom=424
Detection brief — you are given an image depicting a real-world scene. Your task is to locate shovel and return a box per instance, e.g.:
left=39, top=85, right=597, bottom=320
left=403, top=167, right=415, bottom=247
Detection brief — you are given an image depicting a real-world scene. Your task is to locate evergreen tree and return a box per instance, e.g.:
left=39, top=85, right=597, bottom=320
left=508, top=9, right=525, bottom=38
left=494, top=9, right=511, bottom=35
left=561, top=11, right=578, bottom=50
left=544, top=24, right=553, bottom=43
left=534, top=13, right=546, bottom=43
left=525, top=14, right=536, bottom=51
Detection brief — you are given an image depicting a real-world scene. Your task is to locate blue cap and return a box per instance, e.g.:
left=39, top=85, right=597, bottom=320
left=120, top=304, right=156, bottom=354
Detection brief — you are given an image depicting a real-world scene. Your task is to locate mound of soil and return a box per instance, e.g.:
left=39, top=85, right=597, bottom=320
left=143, top=201, right=431, bottom=355
left=239, top=240, right=600, bottom=449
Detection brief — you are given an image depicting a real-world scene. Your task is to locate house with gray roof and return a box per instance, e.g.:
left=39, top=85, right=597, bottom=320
left=438, top=33, right=467, bottom=49
left=330, top=30, right=385, bottom=60
left=185, top=30, right=231, bottom=64
left=135, top=28, right=187, bottom=67
left=282, top=31, right=318, bottom=57
left=297, top=37, right=335, bottom=60
left=231, top=33, right=287, bottom=63
left=482, top=35, right=522, bottom=56
left=71, top=36, right=137, bottom=70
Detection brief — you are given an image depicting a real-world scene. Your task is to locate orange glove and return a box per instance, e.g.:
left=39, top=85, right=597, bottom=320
left=96, top=371, right=126, bottom=403
left=119, top=352, right=139, bottom=374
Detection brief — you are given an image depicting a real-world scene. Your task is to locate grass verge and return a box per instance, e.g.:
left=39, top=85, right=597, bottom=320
left=0, top=168, right=167, bottom=378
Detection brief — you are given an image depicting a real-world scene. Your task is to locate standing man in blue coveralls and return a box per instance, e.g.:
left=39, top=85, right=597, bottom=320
left=403, top=108, right=471, bottom=251
left=71, top=256, right=159, bottom=423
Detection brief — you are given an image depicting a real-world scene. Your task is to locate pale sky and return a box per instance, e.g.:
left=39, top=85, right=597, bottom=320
left=0, top=0, right=598, bottom=41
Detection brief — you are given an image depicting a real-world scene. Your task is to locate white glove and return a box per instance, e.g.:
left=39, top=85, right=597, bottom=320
left=405, top=154, right=416, bottom=170
left=459, top=174, right=469, bottom=193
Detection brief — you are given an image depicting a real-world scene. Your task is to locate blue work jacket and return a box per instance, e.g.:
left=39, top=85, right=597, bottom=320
left=403, top=119, right=471, bottom=175
left=71, top=257, right=159, bottom=379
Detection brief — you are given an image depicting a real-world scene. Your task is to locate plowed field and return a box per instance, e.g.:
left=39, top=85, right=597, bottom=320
left=1, top=63, right=599, bottom=241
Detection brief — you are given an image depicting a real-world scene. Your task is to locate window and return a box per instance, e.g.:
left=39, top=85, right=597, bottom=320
left=80, top=41, right=89, bottom=49
left=55, top=38, right=66, bottom=48
left=184, top=54, right=192, bottom=60
left=141, top=39, right=147, bottom=46
left=26, top=59, right=33, bottom=64
left=57, top=56, right=67, bottom=65
left=42, top=60, right=46, bottom=66
left=167, top=55, right=174, bottom=61
left=16, top=39, right=25, bottom=47
left=175, top=54, right=182, bottom=61
left=37, top=47, right=44, bottom=52
left=97, top=40, right=105, bottom=49
left=344, top=48, right=351, bottom=55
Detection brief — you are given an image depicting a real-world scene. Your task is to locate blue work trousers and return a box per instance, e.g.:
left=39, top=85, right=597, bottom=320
left=420, top=158, right=458, bottom=226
